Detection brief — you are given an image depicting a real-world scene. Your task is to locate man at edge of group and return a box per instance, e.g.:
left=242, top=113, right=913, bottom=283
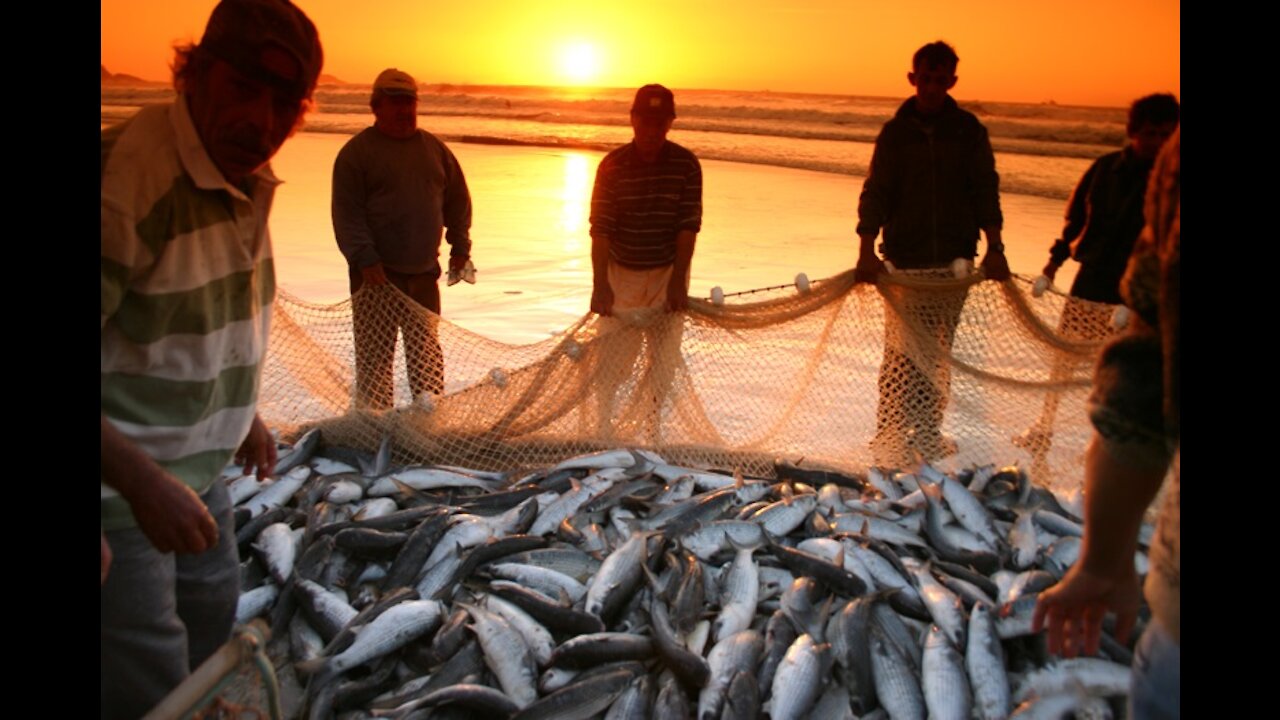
left=100, top=1, right=322, bottom=717
left=589, top=83, right=701, bottom=318
left=1015, top=93, right=1179, bottom=455
left=332, top=68, right=473, bottom=410
left=1041, top=93, right=1179, bottom=304
left=1033, top=127, right=1180, bottom=720
left=855, top=40, right=1008, bottom=465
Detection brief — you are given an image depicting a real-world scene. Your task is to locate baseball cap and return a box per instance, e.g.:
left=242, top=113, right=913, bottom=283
left=631, top=84, right=676, bottom=119
left=373, top=68, right=419, bottom=98
left=199, top=0, right=323, bottom=100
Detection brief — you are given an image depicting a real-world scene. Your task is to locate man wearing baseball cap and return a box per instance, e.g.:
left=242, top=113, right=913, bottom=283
left=100, top=1, right=322, bottom=717
left=589, top=84, right=701, bottom=317
left=587, top=84, right=702, bottom=438
left=333, top=67, right=474, bottom=409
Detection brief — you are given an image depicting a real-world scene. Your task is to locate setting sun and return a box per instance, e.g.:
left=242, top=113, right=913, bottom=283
left=556, top=42, right=600, bottom=85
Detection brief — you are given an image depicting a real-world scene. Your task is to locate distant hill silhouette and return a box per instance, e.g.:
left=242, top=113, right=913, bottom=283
left=102, top=64, right=346, bottom=87
left=101, top=65, right=164, bottom=87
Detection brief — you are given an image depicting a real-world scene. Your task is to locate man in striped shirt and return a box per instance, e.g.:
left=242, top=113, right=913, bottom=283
left=589, top=84, right=702, bottom=316
left=587, top=85, right=702, bottom=441
left=100, top=2, right=322, bottom=717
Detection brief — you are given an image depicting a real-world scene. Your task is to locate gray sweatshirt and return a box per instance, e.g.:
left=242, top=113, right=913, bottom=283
left=332, top=127, right=472, bottom=275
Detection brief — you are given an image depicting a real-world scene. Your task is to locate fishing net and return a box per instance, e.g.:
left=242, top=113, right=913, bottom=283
left=257, top=270, right=1121, bottom=493
left=143, top=621, right=283, bottom=720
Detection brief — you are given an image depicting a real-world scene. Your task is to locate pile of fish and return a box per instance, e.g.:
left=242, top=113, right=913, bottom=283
left=229, top=429, right=1151, bottom=719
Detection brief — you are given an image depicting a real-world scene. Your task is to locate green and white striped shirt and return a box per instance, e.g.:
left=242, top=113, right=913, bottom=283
left=101, top=97, right=277, bottom=530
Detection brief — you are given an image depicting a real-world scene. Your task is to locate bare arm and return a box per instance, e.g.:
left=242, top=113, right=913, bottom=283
left=854, top=232, right=885, bottom=283
left=1032, top=435, right=1166, bottom=657
left=234, top=413, right=278, bottom=481
left=588, top=157, right=617, bottom=316
left=979, top=225, right=1010, bottom=281
left=590, top=233, right=614, bottom=316
left=666, top=230, right=696, bottom=312
left=101, top=415, right=218, bottom=555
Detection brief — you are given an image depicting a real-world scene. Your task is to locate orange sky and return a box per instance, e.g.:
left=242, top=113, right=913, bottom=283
left=101, top=0, right=1179, bottom=108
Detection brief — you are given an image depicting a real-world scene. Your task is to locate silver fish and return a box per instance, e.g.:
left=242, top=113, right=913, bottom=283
left=298, top=598, right=444, bottom=678
left=234, top=583, right=278, bottom=624
left=585, top=532, right=652, bottom=621
left=699, top=630, right=763, bottom=720
left=483, top=592, right=556, bottom=668
left=922, top=625, right=972, bottom=720
left=870, top=632, right=925, bottom=720
left=769, top=633, right=832, bottom=720
left=241, top=465, right=309, bottom=518
left=966, top=603, right=1012, bottom=720
left=712, top=538, right=759, bottom=644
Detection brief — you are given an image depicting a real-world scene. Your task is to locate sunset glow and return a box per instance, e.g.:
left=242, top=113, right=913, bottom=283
left=557, top=42, right=600, bottom=85
left=101, top=0, right=1179, bottom=108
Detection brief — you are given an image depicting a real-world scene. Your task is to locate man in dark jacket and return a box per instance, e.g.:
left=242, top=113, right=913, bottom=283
left=332, top=68, right=474, bottom=410
left=1042, top=94, right=1179, bottom=303
left=855, top=41, right=1008, bottom=465
left=1015, top=94, right=1178, bottom=456
left=1034, top=127, right=1180, bottom=720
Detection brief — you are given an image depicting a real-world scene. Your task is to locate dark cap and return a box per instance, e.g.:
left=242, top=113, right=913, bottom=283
left=631, top=84, right=676, bottom=119
left=200, top=0, right=323, bottom=99
left=373, top=68, right=419, bottom=98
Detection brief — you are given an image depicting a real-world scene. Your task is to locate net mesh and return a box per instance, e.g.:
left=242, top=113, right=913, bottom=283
left=147, top=621, right=282, bottom=720
left=257, top=270, right=1120, bottom=493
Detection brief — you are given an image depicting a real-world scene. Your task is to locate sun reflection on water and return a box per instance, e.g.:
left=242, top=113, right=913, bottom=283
left=560, top=152, right=590, bottom=253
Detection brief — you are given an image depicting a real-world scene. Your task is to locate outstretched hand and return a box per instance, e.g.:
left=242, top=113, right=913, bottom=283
left=980, top=251, right=1011, bottom=281
left=130, top=467, right=220, bottom=555
left=1032, top=563, right=1141, bottom=658
left=854, top=254, right=886, bottom=284
left=103, top=416, right=218, bottom=555
left=590, top=284, right=615, bottom=316
left=666, top=280, right=689, bottom=312
left=1041, top=261, right=1060, bottom=282
left=235, top=414, right=277, bottom=480
left=360, top=263, right=389, bottom=287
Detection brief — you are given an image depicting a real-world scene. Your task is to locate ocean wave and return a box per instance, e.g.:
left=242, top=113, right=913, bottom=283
left=102, top=83, right=1111, bottom=200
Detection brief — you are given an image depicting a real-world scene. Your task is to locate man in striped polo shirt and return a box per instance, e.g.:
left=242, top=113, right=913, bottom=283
left=589, top=84, right=702, bottom=317
left=100, top=2, right=322, bottom=717
left=588, top=85, right=702, bottom=439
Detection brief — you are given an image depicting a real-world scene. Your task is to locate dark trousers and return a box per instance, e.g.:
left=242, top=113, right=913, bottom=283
left=350, top=268, right=445, bottom=410
left=101, top=482, right=239, bottom=720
